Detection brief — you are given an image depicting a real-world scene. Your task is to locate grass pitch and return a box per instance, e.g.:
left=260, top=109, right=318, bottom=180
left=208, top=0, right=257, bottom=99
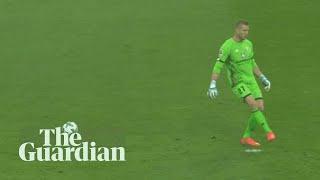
left=0, top=0, right=319, bottom=179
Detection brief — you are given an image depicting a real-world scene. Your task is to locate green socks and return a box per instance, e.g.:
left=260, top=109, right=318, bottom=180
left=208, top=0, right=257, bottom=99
left=242, top=110, right=272, bottom=138
left=253, top=110, right=272, bottom=133
left=242, top=112, right=258, bottom=138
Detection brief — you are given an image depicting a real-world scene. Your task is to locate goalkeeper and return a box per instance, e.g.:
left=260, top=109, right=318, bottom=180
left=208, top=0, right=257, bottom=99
left=207, top=20, right=276, bottom=147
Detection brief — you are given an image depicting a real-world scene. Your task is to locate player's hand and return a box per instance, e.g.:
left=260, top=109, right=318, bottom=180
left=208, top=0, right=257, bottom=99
left=208, top=88, right=218, bottom=99
left=207, top=80, right=218, bottom=99
left=259, top=74, right=271, bottom=92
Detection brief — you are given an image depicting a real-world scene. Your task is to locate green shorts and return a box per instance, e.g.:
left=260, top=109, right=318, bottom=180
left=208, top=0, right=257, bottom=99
left=232, top=82, right=263, bottom=100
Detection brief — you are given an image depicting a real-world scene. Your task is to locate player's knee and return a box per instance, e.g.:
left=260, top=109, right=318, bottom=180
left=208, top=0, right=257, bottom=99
left=257, top=101, right=264, bottom=111
left=248, top=100, right=259, bottom=109
left=251, top=101, right=265, bottom=111
left=245, top=96, right=261, bottom=110
left=258, top=104, right=264, bottom=111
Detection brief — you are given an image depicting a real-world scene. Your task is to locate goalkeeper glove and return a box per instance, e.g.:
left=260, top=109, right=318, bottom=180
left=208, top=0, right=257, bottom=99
left=207, top=80, right=218, bottom=99
left=259, top=74, right=271, bottom=92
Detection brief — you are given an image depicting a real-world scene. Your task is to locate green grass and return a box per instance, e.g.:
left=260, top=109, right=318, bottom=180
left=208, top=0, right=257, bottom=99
left=1, top=0, right=320, bottom=179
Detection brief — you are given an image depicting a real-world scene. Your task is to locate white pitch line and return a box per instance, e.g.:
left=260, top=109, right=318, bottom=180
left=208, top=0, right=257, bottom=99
left=244, top=149, right=262, bottom=153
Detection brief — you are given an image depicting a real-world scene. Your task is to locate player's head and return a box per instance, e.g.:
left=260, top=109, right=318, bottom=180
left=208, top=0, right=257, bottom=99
left=234, top=20, right=249, bottom=40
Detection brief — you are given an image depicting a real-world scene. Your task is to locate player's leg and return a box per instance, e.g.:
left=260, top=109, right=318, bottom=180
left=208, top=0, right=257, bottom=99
left=233, top=83, right=259, bottom=137
left=244, top=96, right=277, bottom=142
left=232, top=83, right=260, bottom=146
left=242, top=109, right=257, bottom=138
left=244, top=96, right=272, bottom=133
left=246, top=84, right=276, bottom=141
left=243, top=95, right=260, bottom=136
left=256, top=99, right=264, bottom=111
left=255, top=99, right=276, bottom=141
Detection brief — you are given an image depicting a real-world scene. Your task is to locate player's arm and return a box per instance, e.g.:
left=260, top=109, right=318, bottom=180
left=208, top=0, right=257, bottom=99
left=207, top=67, right=222, bottom=99
left=207, top=43, right=229, bottom=99
left=252, top=60, right=271, bottom=91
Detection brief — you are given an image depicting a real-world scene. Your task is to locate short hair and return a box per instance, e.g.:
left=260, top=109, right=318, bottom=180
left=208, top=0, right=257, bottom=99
left=235, top=20, right=249, bottom=28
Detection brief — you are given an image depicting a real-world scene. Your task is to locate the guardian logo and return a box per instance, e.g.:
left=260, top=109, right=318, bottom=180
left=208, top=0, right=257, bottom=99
left=18, top=127, right=126, bottom=161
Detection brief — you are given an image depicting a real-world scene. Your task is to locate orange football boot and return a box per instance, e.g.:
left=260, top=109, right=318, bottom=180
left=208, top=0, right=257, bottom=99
left=266, top=131, right=276, bottom=142
left=240, top=137, right=261, bottom=147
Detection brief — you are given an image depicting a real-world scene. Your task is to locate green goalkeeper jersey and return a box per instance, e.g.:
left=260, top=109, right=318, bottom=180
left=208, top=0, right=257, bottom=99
left=212, top=38, right=257, bottom=87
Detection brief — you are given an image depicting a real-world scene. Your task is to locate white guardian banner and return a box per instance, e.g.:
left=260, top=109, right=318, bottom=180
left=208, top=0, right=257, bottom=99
left=19, top=126, right=126, bottom=162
